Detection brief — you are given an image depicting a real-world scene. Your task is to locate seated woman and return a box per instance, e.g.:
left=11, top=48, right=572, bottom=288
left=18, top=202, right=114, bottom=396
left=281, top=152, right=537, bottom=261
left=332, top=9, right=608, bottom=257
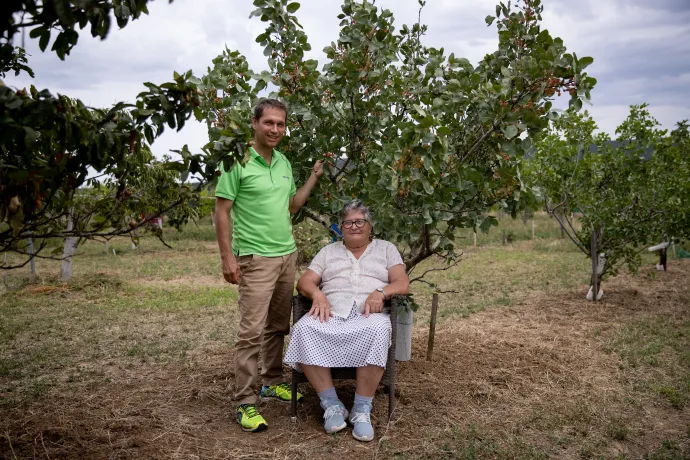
left=284, top=200, right=409, bottom=442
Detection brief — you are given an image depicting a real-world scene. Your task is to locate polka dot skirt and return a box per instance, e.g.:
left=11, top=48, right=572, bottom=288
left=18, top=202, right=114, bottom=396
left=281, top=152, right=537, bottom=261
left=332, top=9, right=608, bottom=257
left=284, top=302, right=392, bottom=371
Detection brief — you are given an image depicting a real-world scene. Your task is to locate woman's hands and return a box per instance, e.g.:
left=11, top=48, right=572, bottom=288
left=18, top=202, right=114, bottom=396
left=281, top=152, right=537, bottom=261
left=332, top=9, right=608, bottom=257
left=363, top=289, right=385, bottom=317
left=309, top=291, right=333, bottom=323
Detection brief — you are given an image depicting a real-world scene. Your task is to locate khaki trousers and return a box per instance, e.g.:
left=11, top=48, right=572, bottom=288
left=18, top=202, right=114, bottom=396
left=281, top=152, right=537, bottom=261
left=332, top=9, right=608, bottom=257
left=235, top=251, right=297, bottom=404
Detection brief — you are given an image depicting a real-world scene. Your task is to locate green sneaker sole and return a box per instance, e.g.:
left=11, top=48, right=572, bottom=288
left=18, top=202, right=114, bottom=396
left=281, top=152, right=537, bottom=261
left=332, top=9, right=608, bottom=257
left=240, top=421, right=268, bottom=433
left=260, top=386, right=303, bottom=403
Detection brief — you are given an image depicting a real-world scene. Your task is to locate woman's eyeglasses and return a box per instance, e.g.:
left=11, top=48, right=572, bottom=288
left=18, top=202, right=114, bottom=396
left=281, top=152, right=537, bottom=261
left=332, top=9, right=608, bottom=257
left=341, top=219, right=368, bottom=229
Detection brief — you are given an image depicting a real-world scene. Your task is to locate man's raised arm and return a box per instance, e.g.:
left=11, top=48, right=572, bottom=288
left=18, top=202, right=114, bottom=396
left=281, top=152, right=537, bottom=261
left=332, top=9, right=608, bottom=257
left=289, top=160, right=324, bottom=214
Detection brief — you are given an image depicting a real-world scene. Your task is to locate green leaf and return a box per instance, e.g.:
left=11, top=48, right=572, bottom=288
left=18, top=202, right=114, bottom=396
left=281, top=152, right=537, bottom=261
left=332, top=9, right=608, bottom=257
left=5, top=96, right=24, bottom=110
left=455, top=57, right=470, bottom=67
left=437, top=126, right=452, bottom=136
left=422, top=208, right=432, bottom=224
left=578, top=56, right=594, bottom=70
left=286, top=2, right=301, bottom=13
left=29, top=27, right=44, bottom=39
left=255, top=79, right=267, bottom=92
left=570, top=98, right=583, bottom=111
left=255, top=33, right=267, bottom=43
left=479, top=215, right=497, bottom=233
left=413, top=104, right=426, bottom=117
left=420, top=115, right=435, bottom=129
left=54, top=0, right=75, bottom=27
left=39, top=29, right=51, bottom=52
left=503, top=125, right=518, bottom=139
left=485, top=15, right=496, bottom=26
left=24, top=127, right=38, bottom=147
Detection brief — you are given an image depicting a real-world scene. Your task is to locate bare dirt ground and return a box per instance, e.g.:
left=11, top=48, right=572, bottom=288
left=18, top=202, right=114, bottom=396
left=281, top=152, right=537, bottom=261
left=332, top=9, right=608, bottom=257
left=1, top=261, right=689, bottom=459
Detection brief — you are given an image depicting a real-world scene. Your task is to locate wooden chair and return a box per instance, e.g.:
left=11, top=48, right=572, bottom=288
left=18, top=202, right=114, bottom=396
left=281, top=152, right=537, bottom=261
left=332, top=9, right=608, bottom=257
left=290, top=294, right=405, bottom=422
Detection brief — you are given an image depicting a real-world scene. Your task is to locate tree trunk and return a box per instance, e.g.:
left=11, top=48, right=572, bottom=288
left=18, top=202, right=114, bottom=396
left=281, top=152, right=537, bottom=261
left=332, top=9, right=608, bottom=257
left=28, top=237, right=36, bottom=281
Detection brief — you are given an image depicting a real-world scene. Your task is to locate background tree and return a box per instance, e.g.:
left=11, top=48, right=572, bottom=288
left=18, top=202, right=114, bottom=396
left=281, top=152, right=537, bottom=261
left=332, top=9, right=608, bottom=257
left=197, top=0, right=596, bottom=286
left=526, top=105, right=690, bottom=298
left=0, top=1, right=242, bottom=266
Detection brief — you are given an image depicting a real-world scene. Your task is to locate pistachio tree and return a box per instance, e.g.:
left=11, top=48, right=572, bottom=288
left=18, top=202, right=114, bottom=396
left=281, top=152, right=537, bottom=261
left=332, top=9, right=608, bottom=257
left=0, top=1, right=229, bottom=266
left=528, top=106, right=690, bottom=298
left=197, top=0, right=596, bottom=282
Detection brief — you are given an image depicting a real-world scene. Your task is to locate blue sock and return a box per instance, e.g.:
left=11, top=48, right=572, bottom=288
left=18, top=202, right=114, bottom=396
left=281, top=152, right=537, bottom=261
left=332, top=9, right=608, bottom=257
left=318, top=387, right=339, bottom=409
left=353, top=393, right=373, bottom=413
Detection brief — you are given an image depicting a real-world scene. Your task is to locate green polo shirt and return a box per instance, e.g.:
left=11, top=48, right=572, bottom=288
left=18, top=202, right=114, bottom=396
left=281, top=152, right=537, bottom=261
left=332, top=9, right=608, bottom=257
left=215, top=148, right=297, bottom=257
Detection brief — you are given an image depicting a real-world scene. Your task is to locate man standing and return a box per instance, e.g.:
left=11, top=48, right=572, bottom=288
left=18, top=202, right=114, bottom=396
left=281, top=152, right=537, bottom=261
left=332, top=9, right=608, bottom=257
left=215, top=99, right=323, bottom=432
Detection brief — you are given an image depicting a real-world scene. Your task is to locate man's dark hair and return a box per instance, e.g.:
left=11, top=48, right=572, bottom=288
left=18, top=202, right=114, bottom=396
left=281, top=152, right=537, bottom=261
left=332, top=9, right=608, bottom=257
left=253, top=99, right=288, bottom=121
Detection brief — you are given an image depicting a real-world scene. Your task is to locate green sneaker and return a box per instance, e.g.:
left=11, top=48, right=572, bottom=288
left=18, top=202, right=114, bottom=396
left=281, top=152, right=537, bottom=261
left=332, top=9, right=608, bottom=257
left=260, top=382, right=303, bottom=402
left=236, top=404, right=268, bottom=432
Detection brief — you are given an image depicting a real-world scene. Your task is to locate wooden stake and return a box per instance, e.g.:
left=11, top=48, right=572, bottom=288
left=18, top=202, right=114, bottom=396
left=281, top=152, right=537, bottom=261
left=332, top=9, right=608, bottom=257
left=502, top=229, right=507, bottom=245
left=532, top=219, right=535, bottom=240
left=591, top=230, right=598, bottom=302
left=426, top=294, right=439, bottom=361
left=473, top=231, right=477, bottom=249
left=3, top=252, right=7, bottom=286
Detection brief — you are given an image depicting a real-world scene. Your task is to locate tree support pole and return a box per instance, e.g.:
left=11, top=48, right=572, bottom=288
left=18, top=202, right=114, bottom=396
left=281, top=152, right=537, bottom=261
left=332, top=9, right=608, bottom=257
left=532, top=219, right=535, bottom=240
left=590, top=229, right=599, bottom=302
left=426, top=294, right=439, bottom=361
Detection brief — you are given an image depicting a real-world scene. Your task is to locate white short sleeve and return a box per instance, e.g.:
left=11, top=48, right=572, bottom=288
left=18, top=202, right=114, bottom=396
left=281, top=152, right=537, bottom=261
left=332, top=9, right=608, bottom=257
left=307, top=245, right=328, bottom=277
left=385, top=241, right=404, bottom=269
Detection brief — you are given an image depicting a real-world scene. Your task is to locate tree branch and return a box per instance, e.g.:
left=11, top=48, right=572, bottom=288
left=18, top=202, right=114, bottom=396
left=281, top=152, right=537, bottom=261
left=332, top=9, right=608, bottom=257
left=409, top=255, right=462, bottom=285
left=545, top=199, right=588, bottom=254
left=301, top=207, right=335, bottom=235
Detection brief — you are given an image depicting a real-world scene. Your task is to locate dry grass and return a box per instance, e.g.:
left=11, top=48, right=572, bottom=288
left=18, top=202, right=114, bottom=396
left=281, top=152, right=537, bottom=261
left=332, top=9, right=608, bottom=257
left=1, top=220, right=689, bottom=459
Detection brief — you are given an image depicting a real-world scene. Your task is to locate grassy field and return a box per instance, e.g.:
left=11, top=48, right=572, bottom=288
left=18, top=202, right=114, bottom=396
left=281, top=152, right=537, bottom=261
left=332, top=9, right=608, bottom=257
left=1, top=213, right=688, bottom=459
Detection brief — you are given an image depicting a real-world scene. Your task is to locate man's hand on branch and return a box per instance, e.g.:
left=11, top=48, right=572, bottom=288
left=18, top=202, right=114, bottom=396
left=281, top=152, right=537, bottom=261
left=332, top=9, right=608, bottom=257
left=312, top=159, right=325, bottom=178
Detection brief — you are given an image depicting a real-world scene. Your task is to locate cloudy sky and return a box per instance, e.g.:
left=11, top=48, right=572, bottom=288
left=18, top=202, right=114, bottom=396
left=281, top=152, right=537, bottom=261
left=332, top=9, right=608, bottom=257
left=6, top=0, right=690, bottom=158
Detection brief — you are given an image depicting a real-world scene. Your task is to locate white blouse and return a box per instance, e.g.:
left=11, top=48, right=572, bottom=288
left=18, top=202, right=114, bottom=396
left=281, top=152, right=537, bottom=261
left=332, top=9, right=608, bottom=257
left=307, top=239, right=404, bottom=318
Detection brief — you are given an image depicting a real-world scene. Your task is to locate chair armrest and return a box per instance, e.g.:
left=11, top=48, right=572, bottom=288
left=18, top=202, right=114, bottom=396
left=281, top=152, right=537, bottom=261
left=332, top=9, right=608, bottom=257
left=293, top=294, right=313, bottom=324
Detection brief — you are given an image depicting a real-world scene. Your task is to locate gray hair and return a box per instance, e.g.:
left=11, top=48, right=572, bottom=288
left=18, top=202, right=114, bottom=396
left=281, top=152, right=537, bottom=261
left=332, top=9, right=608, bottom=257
left=339, top=199, right=373, bottom=225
